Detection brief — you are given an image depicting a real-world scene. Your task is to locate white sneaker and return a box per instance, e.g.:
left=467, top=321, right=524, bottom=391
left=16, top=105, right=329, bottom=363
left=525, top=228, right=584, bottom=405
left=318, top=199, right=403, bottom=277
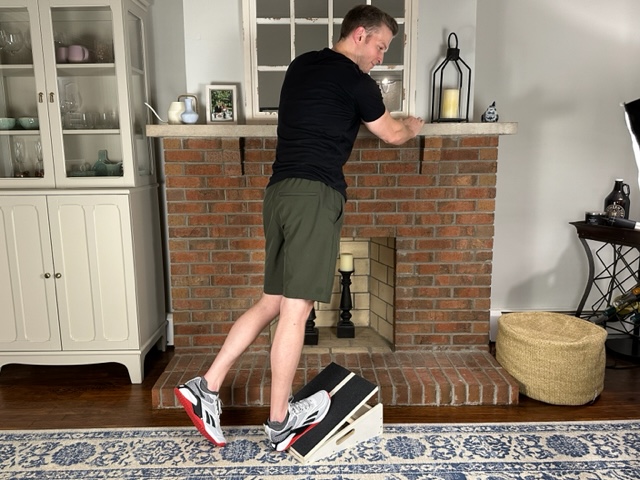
left=264, top=390, right=331, bottom=451
left=175, top=377, right=226, bottom=446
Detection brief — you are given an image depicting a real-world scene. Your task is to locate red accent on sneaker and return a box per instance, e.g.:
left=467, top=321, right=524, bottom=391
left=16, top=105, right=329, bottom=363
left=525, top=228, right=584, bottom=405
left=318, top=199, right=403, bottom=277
left=174, top=387, right=226, bottom=447
left=277, top=421, right=320, bottom=451
left=276, top=390, right=332, bottom=451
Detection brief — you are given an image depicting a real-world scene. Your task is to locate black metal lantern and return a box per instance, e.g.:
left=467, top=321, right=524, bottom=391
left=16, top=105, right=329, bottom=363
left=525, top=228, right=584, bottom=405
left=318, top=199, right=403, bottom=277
left=431, top=32, right=471, bottom=123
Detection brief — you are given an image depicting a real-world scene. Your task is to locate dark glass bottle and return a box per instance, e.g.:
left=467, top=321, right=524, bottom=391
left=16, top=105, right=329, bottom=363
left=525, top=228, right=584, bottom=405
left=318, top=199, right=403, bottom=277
left=604, top=179, right=630, bottom=219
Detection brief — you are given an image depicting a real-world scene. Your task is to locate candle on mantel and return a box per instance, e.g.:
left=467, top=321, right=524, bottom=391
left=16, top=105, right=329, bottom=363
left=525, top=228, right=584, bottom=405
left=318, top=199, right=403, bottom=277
left=441, top=88, right=460, bottom=119
left=339, top=253, right=354, bottom=272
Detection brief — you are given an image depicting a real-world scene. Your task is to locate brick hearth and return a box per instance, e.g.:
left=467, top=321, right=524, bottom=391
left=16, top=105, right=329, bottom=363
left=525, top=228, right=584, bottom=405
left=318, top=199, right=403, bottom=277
left=154, top=351, right=517, bottom=408
left=149, top=126, right=519, bottom=407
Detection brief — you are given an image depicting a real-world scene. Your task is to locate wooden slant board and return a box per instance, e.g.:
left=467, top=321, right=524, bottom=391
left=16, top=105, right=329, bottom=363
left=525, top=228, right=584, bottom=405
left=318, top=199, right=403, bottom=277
left=289, top=362, right=383, bottom=464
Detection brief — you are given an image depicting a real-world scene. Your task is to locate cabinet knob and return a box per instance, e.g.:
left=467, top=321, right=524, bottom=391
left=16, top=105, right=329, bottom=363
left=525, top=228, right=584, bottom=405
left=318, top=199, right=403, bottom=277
left=54, top=273, right=62, bottom=279
left=44, top=273, right=51, bottom=278
left=39, top=92, right=44, bottom=103
left=49, top=92, right=55, bottom=103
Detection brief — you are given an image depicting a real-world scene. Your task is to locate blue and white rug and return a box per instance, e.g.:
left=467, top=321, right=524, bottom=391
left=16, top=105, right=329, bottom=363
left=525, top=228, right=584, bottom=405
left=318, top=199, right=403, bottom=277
left=2, top=421, right=640, bottom=479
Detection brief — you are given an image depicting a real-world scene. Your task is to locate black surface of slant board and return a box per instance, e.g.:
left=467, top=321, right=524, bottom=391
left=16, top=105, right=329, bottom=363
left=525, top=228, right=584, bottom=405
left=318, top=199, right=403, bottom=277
left=291, top=371, right=377, bottom=457
left=292, top=362, right=351, bottom=402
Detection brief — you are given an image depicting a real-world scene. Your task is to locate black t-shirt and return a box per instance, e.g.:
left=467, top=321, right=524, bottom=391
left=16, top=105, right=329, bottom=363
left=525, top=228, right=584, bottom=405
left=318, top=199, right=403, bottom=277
left=268, top=48, right=386, bottom=199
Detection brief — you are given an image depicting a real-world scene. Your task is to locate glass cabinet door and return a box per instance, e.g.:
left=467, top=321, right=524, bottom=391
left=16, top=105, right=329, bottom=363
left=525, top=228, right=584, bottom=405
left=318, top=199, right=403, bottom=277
left=126, top=10, right=152, bottom=179
left=0, top=0, right=153, bottom=189
left=44, top=5, right=124, bottom=185
left=0, top=1, right=55, bottom=188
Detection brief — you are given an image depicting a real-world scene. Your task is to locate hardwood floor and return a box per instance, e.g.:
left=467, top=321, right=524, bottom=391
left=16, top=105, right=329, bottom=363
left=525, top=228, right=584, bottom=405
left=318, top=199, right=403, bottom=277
left=1, top=346, right=640, bottom=430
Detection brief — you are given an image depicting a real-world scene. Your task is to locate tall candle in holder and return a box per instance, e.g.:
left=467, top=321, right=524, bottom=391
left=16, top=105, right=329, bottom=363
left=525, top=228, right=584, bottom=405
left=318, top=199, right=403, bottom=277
left=337, top=253, right=355, bottom=338
left=441, top=89, right=460, bottom=119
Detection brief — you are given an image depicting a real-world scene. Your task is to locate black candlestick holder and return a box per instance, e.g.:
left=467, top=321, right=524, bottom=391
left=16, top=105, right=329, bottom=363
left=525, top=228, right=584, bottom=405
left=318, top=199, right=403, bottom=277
left=337, top=269, right=355, bottom=338
left=304, top=307, right=319, bottom=345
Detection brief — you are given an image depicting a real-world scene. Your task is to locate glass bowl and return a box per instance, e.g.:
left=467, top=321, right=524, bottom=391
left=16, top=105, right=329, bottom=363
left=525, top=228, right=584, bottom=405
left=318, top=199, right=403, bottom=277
left=18, top=117, right=39, bottom=129
left=0, top=117, right=16, bottom=129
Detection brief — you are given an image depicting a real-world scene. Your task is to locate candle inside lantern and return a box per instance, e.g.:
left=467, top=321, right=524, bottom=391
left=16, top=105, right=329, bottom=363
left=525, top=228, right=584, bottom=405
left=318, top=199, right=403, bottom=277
left=339, top=253, right=354, bottom=272
left=441, top=88, right=460, bottom=118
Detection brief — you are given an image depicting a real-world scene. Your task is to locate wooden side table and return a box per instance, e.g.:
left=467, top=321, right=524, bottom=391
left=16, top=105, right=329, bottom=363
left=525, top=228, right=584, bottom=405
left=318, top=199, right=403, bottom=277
left=571, top=221, right=640, bottom=360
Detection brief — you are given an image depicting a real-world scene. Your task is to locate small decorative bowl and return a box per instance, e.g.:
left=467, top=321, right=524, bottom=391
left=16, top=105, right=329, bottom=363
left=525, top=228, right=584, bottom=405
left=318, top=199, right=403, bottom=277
left=18, top=117, right=39, bottom=129
left=0, top=118, right=16, bottom=130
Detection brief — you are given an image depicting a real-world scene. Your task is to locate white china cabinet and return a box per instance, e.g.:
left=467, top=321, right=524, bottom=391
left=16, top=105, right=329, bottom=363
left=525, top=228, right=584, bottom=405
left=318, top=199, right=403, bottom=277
left=0, top=0, right=165, bottom=383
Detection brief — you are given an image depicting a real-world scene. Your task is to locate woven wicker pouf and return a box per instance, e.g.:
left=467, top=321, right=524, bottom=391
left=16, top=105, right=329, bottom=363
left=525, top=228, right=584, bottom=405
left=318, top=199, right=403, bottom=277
left=496, top=311, right=607, bottom=405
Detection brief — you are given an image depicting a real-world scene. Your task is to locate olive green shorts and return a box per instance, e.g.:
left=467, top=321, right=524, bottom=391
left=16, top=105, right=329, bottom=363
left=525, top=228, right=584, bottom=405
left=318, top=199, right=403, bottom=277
left=263, top=178, right=345, bottom=303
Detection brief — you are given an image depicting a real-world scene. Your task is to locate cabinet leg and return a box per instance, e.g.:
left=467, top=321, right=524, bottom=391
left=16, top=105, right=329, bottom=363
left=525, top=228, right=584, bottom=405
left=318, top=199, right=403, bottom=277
left=121, top=357, right=144, bottom=384
left=156, top=334, right=167, bottom=352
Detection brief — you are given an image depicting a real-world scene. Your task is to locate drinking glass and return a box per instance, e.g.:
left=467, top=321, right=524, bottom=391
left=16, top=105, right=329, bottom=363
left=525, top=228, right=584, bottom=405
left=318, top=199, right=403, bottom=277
left=64, top=83, right=82, bottom=113
left=34, top=140, right=44, bottom=177
left=12, top=139, right=28, bottom=177
left=97, top=111, right=118, bottom=128
left=3, top=31, right=23, bottom=55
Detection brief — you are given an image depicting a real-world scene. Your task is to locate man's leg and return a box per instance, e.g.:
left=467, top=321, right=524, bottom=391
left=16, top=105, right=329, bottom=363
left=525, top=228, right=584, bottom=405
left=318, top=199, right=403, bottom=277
left=174, top=293, right=282, bottom=446
left=261, top=179, right=342, bottom=449
left=269, top=296, right=314, bottom=422
left=264, top=295, right=331, bottom=452
left=203, top=293, right=283, bottom=391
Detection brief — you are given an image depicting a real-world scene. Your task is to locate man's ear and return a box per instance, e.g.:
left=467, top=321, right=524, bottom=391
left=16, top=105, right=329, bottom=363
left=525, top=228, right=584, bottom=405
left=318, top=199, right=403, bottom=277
left=352, top=26, right=366, bottom=44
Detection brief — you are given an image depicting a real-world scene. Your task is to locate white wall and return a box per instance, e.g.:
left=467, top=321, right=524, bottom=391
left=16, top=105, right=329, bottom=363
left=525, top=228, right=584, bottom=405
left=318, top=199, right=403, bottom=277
left=148, top=0, right=187, bottom=314
left=148, top=0, right=187, bottom=117
left=182, top=1, right=244, bottom=120
left=476, top=0, right=640, bottom=312
left=148, top=0, right=640, bottom=314
left=415, top=0, right=477, bottom=118
left=148, top=0, right=244, bottom=120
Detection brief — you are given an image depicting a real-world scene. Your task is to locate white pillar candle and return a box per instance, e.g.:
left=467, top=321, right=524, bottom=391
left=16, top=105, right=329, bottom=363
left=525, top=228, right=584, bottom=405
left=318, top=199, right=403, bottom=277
left=441, top=88, right=460, bottom=119
left=339, top=253, right=354, bottom=272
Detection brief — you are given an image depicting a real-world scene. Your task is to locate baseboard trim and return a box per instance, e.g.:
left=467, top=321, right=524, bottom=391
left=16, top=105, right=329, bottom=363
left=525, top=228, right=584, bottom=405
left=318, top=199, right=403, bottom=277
left=166, top=313, right=174, bottom=346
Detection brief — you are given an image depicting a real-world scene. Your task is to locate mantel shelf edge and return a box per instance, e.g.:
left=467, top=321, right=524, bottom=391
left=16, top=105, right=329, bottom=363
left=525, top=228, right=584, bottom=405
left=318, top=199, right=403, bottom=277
left=146, top=122, right=518, bottom=138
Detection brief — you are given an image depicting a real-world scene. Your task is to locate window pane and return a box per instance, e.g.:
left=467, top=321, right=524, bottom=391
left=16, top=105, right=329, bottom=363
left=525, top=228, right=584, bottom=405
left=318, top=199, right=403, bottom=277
left=258, top=71, right=286, bottom=112
left=257, top=24, right=291, bottom=66
left=370, top=71, right=403, bottom=112
left=333, top=0, right=361, bottom=18
left=295, top=24, right=327, bottom=56
left=248, top=0, right=409, bottom=118
left=372, top=0, right=404, bottom=18
left=332, top=23, right=340, bottom=45
left=257, top=0, right=289, bottom=18
left=385, top=23, right=403, bottom=65
left=296, top=0, right=327, bottom=18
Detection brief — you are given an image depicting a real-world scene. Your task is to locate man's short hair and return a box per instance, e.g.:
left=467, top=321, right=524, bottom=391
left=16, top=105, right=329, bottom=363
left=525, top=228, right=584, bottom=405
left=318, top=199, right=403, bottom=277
left=339, top=4, right=399, bottom=40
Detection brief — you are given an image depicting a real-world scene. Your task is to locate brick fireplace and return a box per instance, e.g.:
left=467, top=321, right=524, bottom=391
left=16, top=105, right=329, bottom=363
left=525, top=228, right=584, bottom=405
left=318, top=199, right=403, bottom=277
left=148, top=123, right=519, bottom=408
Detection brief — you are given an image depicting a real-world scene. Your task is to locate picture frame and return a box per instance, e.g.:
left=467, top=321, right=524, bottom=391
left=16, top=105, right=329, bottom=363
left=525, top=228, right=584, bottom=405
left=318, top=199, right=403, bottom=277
left=205, top=85, right=238, bottom=124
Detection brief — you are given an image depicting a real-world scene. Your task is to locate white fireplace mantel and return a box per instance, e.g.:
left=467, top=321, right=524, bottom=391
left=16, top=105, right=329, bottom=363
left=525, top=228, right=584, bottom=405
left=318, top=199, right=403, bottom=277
left=147, top=122, right=517, bottom=138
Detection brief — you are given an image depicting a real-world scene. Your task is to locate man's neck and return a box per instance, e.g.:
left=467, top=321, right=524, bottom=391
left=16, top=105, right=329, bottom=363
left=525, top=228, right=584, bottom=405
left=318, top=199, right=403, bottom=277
left=332, top=40, right=356, bottom=65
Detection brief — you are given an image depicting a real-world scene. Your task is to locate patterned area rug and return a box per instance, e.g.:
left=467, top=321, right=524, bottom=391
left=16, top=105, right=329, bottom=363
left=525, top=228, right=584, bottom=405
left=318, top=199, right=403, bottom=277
left=2, top=421, right=640, bottom=479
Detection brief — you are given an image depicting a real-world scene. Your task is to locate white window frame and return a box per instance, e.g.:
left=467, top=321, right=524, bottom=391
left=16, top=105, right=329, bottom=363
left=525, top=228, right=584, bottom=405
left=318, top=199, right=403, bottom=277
left=242, top=0, right=417, bottom=123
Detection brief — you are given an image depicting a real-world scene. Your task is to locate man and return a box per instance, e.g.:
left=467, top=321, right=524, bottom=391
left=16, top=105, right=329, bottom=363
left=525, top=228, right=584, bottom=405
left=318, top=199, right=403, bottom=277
left=175, top=4, right=424, bottom=452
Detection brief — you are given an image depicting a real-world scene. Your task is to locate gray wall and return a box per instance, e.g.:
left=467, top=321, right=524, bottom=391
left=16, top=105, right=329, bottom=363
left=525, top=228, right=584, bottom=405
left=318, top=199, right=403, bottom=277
left=148, top=0, right=186, bottom=119
left=147, top=0, right=640, bottom=315
left=475, top=0, right=640, bottom=313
